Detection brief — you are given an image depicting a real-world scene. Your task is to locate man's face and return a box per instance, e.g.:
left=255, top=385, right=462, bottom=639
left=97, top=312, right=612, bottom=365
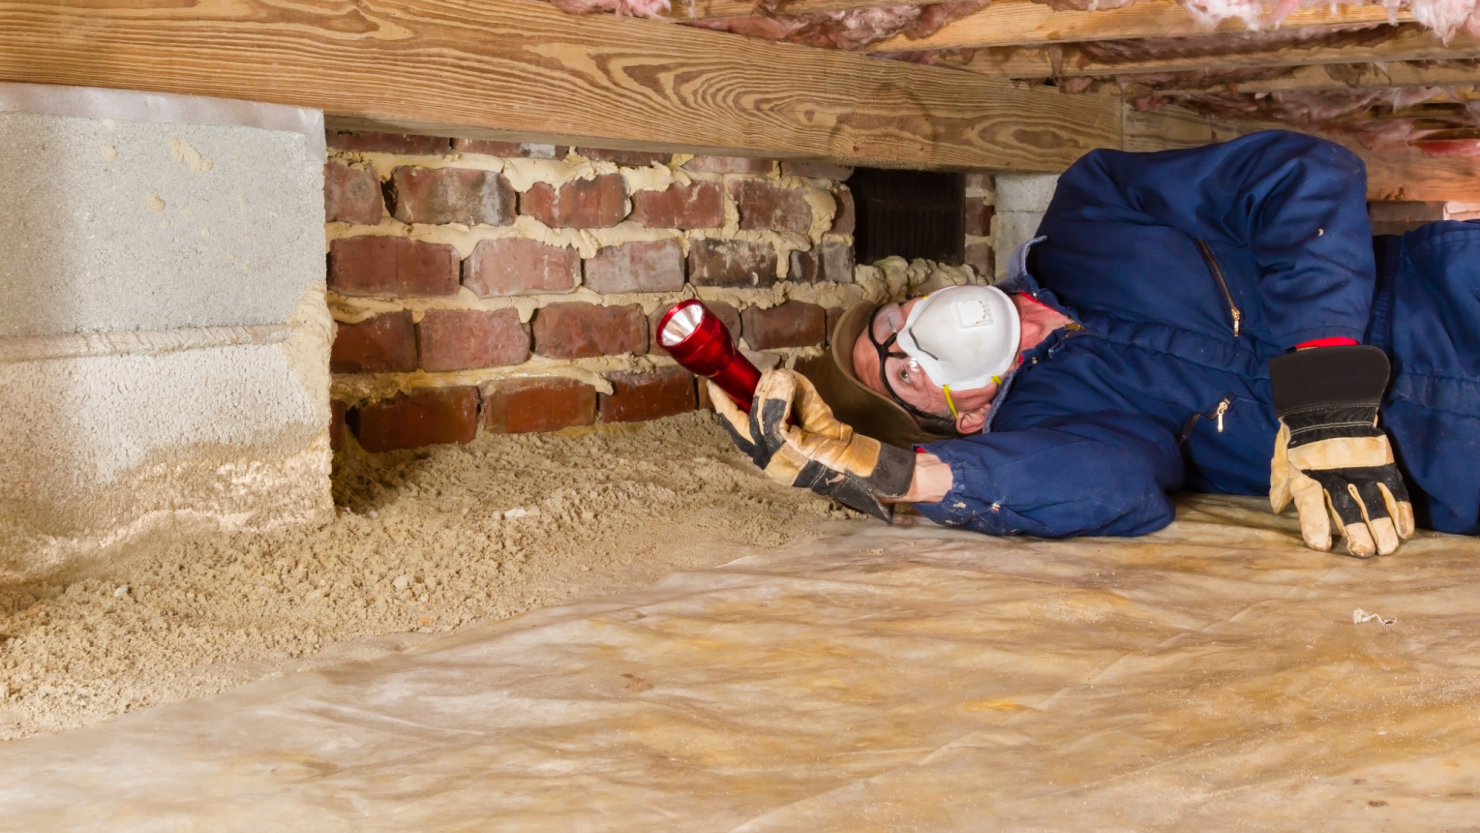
left=851, top=298, right=1002, bottom=434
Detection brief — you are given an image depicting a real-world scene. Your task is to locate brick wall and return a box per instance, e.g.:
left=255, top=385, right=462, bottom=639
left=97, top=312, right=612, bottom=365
left=323, top=132, right=869, bottom=452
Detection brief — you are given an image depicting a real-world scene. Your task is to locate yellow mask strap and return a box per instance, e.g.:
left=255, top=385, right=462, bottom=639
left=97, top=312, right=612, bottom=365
left=943, top=375, right=1004, bottom=420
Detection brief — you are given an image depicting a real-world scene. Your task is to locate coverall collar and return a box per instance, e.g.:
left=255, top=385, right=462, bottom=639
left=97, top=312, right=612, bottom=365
left=980, top=236, right=1079, bottom=434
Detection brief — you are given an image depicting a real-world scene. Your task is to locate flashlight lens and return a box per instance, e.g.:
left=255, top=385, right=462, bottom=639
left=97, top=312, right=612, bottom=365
left=661, top=304, right=705, bottom=347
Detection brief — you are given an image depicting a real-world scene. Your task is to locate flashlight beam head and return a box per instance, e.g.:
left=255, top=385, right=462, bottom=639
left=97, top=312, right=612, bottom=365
left=657, top=300, right=761, bottom=411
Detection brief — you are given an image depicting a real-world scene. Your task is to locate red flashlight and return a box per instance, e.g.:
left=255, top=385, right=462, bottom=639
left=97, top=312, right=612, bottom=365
left=658, top=300, right=762, bottom=411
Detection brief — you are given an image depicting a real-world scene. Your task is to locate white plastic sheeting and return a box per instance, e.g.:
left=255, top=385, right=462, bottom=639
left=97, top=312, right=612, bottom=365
left=4, top=494, right=1480, bottom=831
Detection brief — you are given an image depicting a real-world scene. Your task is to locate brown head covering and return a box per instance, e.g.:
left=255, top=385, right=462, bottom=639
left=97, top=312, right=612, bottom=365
left=796, top=301, right=956, bottom=450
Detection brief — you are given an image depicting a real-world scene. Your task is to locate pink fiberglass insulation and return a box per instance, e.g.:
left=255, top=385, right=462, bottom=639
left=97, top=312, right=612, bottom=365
left=1114, top=66, right=1303, bottom=94
left=543, top=0, right=1478, bottom=47
left=1325, top=117, right=1438, bottom=150
left=1402, top=0, right=1480, bottom=40
left=1141, top=85, right=1470, bottom=122
left=692, top=1, right=988, bottom=50
left=1036, top=0, right=1138, bottom=10
left=1135, top=84, right=1479, bottom=156
left=543, top=0, right=986, bottom=50
left=1059, top=0, right=1480, bottom=43
left=1076, top=24, right=1402, bottom=65
left=546, top=0, right=672, bottom=15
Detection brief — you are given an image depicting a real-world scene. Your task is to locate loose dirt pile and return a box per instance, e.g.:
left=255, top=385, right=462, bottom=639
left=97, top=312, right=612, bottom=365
left=0, top=413, right=864, bottom=740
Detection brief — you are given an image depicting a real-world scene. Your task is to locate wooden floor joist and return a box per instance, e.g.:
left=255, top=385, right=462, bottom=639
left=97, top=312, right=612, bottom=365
left=1153, top=61, right=1480, bottom=94
left=966, top=26, right=1480, bottom=78
left=867, top=0, right=1415, bottom=53
left=0, top=0, right=1120, bottom=171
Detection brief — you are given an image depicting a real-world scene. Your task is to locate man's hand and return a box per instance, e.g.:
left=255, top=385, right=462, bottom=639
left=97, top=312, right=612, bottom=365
left=710, top=370, right=916, bottom=522
left=1269, top=345, right=1415, bottom=557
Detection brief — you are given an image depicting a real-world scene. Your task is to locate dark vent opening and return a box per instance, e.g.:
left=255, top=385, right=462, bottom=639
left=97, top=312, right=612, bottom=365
left=849, top=168, right=965, bottom=266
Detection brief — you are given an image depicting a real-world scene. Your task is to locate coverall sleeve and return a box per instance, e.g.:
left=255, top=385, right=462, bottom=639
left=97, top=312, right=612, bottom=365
left=913, top=413, right=1185, bottom=538
left=1045, top=130, right=1374, bottom=348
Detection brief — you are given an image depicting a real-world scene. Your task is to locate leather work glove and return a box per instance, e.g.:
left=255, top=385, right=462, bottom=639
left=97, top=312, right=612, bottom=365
left=1269, top=345, right=1415, bottom=558
left=709, top=369, right=916, bottom=522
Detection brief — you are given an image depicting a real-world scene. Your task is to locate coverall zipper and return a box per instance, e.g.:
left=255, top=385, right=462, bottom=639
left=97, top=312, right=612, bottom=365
left=1195, top=239, right=1242, bottom=337
left=1177, top=395, right=1234, bottom=445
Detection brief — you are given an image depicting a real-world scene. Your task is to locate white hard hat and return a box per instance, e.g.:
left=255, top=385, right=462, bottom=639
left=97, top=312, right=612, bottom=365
left=894, top=285, right=1020, bottom=391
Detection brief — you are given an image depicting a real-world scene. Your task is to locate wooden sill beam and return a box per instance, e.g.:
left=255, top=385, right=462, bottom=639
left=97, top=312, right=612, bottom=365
left=0, top=0, right=1120, bottom=172
left=867, top=0, right=1415, bottom=53
left=1150, top=61, right=1480, bottom=94
left=964, top=26, right=1480, bottom=78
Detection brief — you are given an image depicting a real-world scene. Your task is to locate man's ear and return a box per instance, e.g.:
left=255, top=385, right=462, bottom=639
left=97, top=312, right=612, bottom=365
left=955, top=405, right=991, bottom=435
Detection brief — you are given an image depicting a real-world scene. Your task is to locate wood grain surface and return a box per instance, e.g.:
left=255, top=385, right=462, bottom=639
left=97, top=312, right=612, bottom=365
left=869, top=0, right=1416, bottom=52
left=0, top=0, right=1120, bottom=172
left=966, top=25, right=1480, bottom=77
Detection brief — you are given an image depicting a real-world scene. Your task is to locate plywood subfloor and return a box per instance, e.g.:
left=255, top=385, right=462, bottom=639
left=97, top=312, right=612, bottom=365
left=3, top=495, right=1479, bottom=831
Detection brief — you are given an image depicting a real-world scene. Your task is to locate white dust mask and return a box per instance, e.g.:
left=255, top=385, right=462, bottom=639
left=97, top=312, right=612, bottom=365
left=894, top=285, right=1021, bottom=393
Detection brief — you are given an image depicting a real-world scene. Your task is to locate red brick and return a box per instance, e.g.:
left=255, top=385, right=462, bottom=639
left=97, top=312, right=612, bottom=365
left=328, top=236, right=460, bottom=298
left=328, top=131, right=450, bottom=155
left=683, top=156, right=774, bottom=175
left=829, top=187, right=855, bottom=236
left=520, top=174, right=628, bottom=228
left=688, top=239, right=777, bottom=288
left=825, top=307, right=843, bottom=347
left=533, top=303, right=648, bottom=359
left=599, top=367, right=696, bottom=423
left=964, top=200, right=995, bottom=237
left=417, top=308, right=529, bottom=372
left=577, top=147, right=670, bottom=167
left=484, top=378, right=596, bottom=434
left=965, top=241, right=995, bottom=279
left=452, top=139, right=566, bottom=158
left=324, top=162, right=384, bottom=225
left=330, top=312, right=418, bottom=374
left=781, top=161, right=854, bottom=181
left=817, top=239, right=854, bottom=283
left=729, top=180, right=812, bottom=233
left=788, top=249, right=819, bottom=283
left=452, top=139, right=523, bottom=157
left=388, top=167, right=515, bottom=226
left=584, top=239, right=684, bottom=294
left=649, top=300, right=740, bottom=357
left=349, top=387, right=480, bottom=452
left=741, top=301, right=827, bottom=349
left=631, top=181, right=723, bottom=229
left=461, top=238, right=580, bottom=297
left=330, top=400, right=347, bottom=452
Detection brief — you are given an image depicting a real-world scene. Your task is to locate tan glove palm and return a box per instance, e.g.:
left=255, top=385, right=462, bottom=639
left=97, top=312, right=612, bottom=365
left=1270, top=423, right=1415, bottom=557
left=709, top=370, right=915, bottom=521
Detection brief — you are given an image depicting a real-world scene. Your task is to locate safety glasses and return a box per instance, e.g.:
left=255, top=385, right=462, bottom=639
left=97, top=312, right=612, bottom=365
left=868, top=304, right=954, bottom=427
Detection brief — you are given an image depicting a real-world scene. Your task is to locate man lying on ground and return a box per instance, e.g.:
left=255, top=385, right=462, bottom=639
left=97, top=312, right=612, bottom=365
left=711, top=130, right=1480, bottom=559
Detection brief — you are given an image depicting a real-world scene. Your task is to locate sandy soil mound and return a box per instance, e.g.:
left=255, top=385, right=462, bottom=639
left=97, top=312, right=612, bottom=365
left=0, top=413, right=863, bottom=740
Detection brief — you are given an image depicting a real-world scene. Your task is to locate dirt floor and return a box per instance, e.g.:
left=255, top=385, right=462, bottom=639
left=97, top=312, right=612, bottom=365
left=0, top=413, right=864, bottom=740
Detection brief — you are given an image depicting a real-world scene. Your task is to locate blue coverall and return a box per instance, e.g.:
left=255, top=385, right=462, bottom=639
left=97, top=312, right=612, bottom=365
left=913, top=130, right=1480, bottom=538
